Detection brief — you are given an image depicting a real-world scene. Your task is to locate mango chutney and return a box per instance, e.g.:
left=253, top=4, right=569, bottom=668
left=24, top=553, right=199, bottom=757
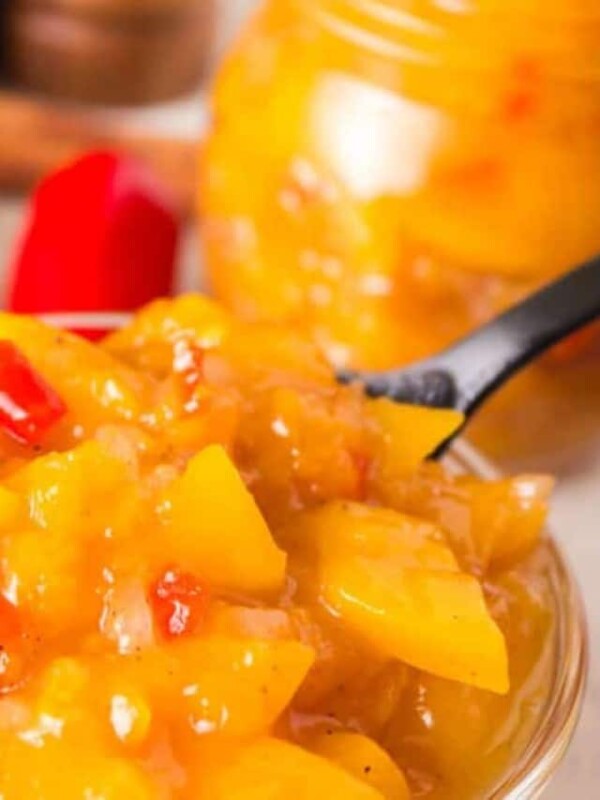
left=0, top=298, right=574, bottom=798
left=201, top=0, right=600, bottom=398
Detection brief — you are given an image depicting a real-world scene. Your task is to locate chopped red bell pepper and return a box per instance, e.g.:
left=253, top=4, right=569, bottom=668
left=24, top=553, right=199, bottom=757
left=149, top=567, right=211, bottom=640
left=8, top=151, right=179, bottom=336
left=0, top=341, right=67, bottom=445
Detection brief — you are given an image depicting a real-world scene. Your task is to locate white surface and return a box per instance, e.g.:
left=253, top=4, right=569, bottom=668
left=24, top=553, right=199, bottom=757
left=0, top=0, right=597, bottom=794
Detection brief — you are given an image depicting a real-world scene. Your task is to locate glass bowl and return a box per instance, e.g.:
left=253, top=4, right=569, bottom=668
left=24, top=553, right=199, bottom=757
left=445, top=441, right=588, bottom=800
left=36, top=310, right=590, bottom=799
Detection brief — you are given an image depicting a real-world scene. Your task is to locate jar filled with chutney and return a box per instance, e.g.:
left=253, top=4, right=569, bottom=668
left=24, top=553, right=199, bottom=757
left=202, top=0, right=600, bottom=465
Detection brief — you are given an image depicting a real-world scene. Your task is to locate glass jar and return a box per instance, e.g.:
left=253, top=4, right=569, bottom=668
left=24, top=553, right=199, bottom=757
left=201, top=0, right=600, bottom=463
left=41, top=312, right=589, bottom=800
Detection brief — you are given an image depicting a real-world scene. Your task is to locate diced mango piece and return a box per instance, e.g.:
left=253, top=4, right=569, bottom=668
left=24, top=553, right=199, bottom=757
left=36, top=657, right=91, bottom=715
left=29, top=657, right=107, bottom=748
left=283, top=501, right=457, bottom=572
left=1, top=443, right=137, bottom=632
left=108, top=690, right=153, bottom=748
left=162, top=445, right=286, bottom=595
left=0, top=313, right=147, bottom=433
left=195, top=738, right=385, bottom=799
left=104, top=294, right=233, bottom=374
left=389, top=465, right=553, bottom=572
left=112, top=637, right=314, bottom=736
left=177, top=638, right=314, bottom=736
left=153, top=390, right=240, bottom=452
left=321, top=555, right=508, bottom=694
left=0, top=487, right=23, bottom=531
left=218, top=323, right=335, bottom=387
left=0, top=739, right=159, bottom=800
left=8, top=441, right=131, bottom=536
left=1, top=526, right=99, bottom=634
left=468, top=475, right=553, bottom=569
left=309, top=732, right=410, bottom=799
left=284, top=500, right=507, bottom=692
left=368, top=399, right=463, bottom=476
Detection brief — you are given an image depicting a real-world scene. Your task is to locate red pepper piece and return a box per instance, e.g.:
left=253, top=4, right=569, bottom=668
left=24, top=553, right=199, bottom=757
left=0, top=341, right=67, bottom=445
left=149, top=567, right=211, bottom=640
left=8, top=151, right=179, bottom=333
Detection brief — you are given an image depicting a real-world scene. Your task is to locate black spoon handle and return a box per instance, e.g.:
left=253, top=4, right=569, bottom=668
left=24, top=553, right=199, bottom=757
left=344, top=256, right=600, bottom=417
left=439, top=256, right=600, bottom=415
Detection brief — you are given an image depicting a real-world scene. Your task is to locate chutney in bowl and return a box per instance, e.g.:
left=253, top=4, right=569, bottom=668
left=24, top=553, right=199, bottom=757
left=0, top=299, right=587, bottom=798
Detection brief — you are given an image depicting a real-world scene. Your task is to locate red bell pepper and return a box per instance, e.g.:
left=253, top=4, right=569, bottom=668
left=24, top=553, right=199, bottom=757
left=0, top=341, right=66, bottom=445
left=149, top=566, right=211, bottom=640
left=8, top=151, right=179, bottom=336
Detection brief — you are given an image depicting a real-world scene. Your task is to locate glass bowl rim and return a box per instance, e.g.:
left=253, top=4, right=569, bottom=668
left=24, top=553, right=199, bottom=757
left=446, top=442, right=588, bottom=799
left=38, top=310, right=589, bottom=800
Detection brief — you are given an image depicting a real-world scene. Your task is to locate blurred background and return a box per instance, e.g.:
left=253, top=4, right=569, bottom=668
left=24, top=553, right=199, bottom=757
left=0, top=0, right=257, bottom=291
left=0, top=0, right=598, bottom=795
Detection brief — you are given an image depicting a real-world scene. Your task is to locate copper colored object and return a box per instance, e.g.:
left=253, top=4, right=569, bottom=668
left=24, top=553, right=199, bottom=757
left=11, top=0, right=207, bottom=19
left=0, top=90, right=198, bottom=214
left=5, top=0, right=216, bottom=105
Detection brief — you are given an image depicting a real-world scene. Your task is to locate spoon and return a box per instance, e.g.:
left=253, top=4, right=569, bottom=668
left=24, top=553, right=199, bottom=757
left=339, top=256, right=600, bottom=449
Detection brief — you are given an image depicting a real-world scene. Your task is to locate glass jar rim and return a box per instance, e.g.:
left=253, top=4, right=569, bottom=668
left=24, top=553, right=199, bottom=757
left=309, top=0, right=600, bottom=27
left=301, top=0, right=445, bottom=65
left=37, top=310, right=590, bottom=799
left=301, top=0, right=600, bottom=81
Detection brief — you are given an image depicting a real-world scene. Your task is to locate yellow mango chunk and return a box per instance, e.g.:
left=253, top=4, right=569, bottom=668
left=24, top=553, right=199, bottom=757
left=469, top=475, right=553, bottom=569
left=0, top=487, right=23, bottom=531
left=1, top=442, right=135, bottom=632
left=26, top=657, right=108, bottom=749
left=322, top=556, right=508, bottom=694
left=195, top=738, right=385, bottom=799
left=377, top=463, right=552, bottom=573
left=218, top=323, right=334, bottom=387
left=162, top=445, right=286, bottom=595
left=104, top=294, right=233, bottom=374
left=107, top=690, right=153, bottom=748
left=0, top=313, right=147, bottom=432
left=8, top=441, right=131, bottom=537
left=309, top=732, right=410, bottom=799
left=0, top=739, right=159, bottom=800
left=368, top=399, right=463, bottom=476
left=293, top=501, right=508, bottom=693
left=284, top=501, right=458, bottom=572
left=1, top=527, right=88, bottom=632
left=112, top=637, right=314, bottom=736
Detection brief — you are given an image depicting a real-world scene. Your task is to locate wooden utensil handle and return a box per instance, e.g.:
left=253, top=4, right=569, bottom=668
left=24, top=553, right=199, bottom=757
left=0, top=90, right=198, bottom=215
